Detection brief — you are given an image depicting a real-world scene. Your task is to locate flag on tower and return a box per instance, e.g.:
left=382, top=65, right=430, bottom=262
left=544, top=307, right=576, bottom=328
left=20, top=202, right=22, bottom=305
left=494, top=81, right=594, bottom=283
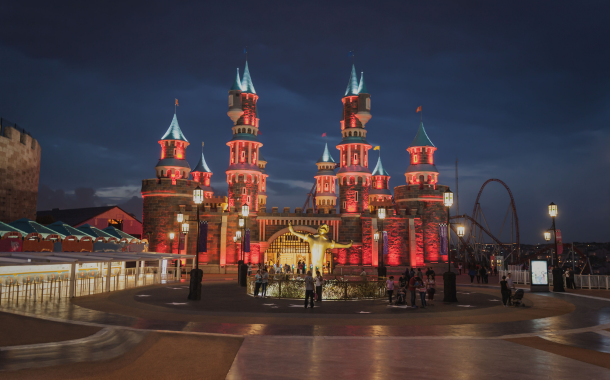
left=258, top=130, right=262, bottom=135
left=175, top=99, right=179, bottom=106
left=321, top=133, right=327, bottom=137
left=373, top=146, right=380, bottom=151
left=416, top=106, right=421, bottom=113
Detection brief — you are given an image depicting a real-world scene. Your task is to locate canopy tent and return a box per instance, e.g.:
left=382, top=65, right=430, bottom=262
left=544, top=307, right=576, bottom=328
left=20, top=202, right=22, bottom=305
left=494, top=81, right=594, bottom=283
left=47, top=221, right=96, bottom=240
left=0, top=221, right=26, bottom=237
left=77, top=224, right=117, bottom=240
left=102, top=226, right=139, bottom=242
left=9, top=218, right=66, bottom=239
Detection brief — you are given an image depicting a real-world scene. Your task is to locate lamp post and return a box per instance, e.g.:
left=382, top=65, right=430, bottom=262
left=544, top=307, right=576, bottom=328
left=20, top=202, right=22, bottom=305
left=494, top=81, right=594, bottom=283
left=377, top=208, right=386, bottom=277
left=443, top=189, right=458, bottom=302
left=193, top=186, right=204, bottom=270
left=457, top=224, right=465, bottom=270
left=169, top=232, right=175, bottom=253
left=548, top=202, right=564, bottom=292
left=237, top=205, right=249, bottom=287
left=187, top=186, right=204, bottom=301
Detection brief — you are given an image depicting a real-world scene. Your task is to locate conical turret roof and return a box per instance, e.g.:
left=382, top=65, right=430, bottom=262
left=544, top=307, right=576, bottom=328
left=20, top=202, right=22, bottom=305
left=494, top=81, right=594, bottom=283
left=409, top=122, right=435, bottom=148
left=316, top=143, right=336, bottom=163
left=344, top=64, right=359, bottom=96
left=161, top=114, right=188, bottom=142
left=372, top=156, right=389, bottom=176
left=241, top=61, right=256, bottom=94
left=358, top=72, right=368, bottom=94
left=258, top=152, right=267, bottom=162
left=192, top=152, right=211, bottom=173
left=230, top=68, right=242, bottom=91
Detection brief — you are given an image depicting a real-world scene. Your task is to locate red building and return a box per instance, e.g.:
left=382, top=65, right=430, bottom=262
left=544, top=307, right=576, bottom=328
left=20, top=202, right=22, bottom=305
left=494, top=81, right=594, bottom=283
left=141, top=63, right=447, bottom=273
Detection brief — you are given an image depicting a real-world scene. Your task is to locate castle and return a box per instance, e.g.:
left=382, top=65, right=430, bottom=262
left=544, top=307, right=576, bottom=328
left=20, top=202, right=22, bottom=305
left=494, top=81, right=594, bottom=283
left=141, top=62, right=448, bottom=273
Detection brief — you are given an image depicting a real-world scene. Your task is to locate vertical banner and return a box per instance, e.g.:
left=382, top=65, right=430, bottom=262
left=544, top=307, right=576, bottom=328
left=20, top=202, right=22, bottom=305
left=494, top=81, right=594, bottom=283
left=439, top=224, right=448, bottom=257
left=199, top=221, right=208, bottom=253
left=556, top=229, right=563, bottom=255
left=244, top=229, right=250, bottom=252
left=178, top=233, right=185, bottom=251
left=382, top=231, right=389, bottom=257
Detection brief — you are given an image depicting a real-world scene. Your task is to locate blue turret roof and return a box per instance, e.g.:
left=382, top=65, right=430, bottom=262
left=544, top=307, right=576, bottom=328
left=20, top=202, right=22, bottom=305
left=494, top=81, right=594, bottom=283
left=409, top=122, right=435, bottom=148
left=316, top=143, right=336, bottom=163
left=241, top=61, right=256, bottom=94
left=192, top=152, right=212, bottom=173
left=358, top=72, right=369, bottom=94
left=258, top=152, right=267, bottom=162
left=230, top=68, right=242, bottom=91
left=344, top=64, right=359, bottom=96
left=161, top=114, right=188, bottom=142
left=372, top=156, right=390, bottom=176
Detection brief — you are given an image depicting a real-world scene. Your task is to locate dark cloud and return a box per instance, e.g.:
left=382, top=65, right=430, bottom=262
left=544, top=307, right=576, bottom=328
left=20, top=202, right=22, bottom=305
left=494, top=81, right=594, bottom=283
left=4, top=1, right=610, bottom=243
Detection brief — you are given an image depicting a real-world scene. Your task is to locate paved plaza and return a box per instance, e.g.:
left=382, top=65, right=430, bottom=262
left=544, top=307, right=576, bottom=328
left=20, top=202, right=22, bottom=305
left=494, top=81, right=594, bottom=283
left=1, top=274, right=610, bottom=379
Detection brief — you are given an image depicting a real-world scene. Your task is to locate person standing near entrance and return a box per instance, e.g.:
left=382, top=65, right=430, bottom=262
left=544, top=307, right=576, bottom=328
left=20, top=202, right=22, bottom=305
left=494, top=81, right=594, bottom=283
left=500, top=275, right=510, bottom=306
left=386, top=275, right=395, bottom=304
left=408, top=275, right=417, bottom=308
left=458, top=263, right=463, bottom=275
left=261, top=269, right=269, bottom=298
left=304, top=271, right=315, bottom=308
left=254, top=270, right=262, bottom=297
left=315, top=270, right=324, bottom=302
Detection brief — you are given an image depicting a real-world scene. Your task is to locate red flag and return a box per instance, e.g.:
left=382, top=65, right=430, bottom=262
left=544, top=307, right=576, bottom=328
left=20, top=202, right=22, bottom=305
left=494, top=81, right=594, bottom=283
left=258, top=130, right=262, bottom=135
left=321, top=133, right=327, bottom=137
left=175, top=99, right=179, bottom=106
left=416, top=106, right=421, bottom=113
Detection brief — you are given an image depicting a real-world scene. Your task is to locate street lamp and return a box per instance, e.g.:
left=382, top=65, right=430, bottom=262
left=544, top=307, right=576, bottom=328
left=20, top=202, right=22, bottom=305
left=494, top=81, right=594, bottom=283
left=193, top=186, right=204, bottom=270
left=238, top=205, right=250, bottom=287
left=377, top=208, right=386, bottom=277
left=169, top=232, right=175, bottom=254
left=177, top=213, right=184, bottom=223
left=544, top=231, right=551, bottom=242
left=443, top=188, right=457, bottom=302
left=548, top=202, right=564, bottom=292
left=457, top=224, right=465, bottom=266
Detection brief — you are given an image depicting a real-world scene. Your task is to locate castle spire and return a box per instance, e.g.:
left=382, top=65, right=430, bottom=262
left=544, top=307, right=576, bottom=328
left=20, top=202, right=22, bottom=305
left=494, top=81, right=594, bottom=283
left=193, top=152, right=212, bottom=173
left=230, top=68, right=242, bottom=91
left=161, top=114, right=188, bottom=142
left=315, top=143, right=337, bottom=213
left=241, top=61, right=256, bottom=94
left=409, top=122, right=435, bottom=148
left=316, top=142, right=336, bottom=164
left=372, top=156, right=389, bottom=176
left=156, top=113, right=191, bottom=182
left=344, top=64, right=359, bottom=96
left=358, top=72, right=368, bottom=94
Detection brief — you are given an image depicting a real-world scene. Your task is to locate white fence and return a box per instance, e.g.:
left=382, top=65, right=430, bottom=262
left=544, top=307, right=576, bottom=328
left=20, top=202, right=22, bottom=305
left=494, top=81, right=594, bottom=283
left=498, top=269, right=610, bottom=290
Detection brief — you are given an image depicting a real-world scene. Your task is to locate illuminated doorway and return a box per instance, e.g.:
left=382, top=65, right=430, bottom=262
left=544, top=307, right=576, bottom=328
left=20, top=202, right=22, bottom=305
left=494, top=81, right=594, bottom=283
left=265, top=232, right=310, bottom=269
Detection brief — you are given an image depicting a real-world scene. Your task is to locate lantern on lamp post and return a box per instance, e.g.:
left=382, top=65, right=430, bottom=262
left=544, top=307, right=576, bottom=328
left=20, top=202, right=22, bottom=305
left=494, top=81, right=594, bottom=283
left=377, top=208, right=386, bottom=277
left=237, top=205, right=250, bottom=287
left=443, top=188, right=457, bottom=302
left=548, top=202, right=564, bottom=292
left=457, top=224, right=465, bottom=264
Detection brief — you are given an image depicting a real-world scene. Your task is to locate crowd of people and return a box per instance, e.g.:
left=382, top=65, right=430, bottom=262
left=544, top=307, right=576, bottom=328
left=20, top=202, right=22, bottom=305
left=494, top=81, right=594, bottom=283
left=462, top=264, right=496, bottom=284
left=385, top=267, right=437, bottom=308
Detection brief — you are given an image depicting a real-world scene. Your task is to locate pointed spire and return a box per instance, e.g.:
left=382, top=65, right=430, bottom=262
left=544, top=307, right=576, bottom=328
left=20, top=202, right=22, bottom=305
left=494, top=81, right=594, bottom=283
left=372, top=156, right=389, bottom=176
left=344, top=64, right=359, bottom=96
left=192, top=152, right=212, bottom=173
left=241, top=61, right=256, bottom=94
left=358, top=72, right=368, bottom=94
left=230, top=68, right=242, bottom=91
left=161, top=114, right=188, bottom=142
left=409, top=122, right=435, bottom=148
left=316, top=142, right=336, bottom=163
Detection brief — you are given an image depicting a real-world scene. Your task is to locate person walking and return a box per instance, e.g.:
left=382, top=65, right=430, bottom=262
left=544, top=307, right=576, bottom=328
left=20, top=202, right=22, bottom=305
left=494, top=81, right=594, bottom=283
left=468, top=267, right=476, bottom=283
left=500, top=275, right=510, bottom=306
left=409, top=267, right=415, bottom=279
left=386, top=275, right=395, bottom=304
left=254, top=270, right=262, bottom=297
left=480, top=266, right=487, bottom=284
left=427, top=274, right=436, bottom=305
left=506, top=273, right=515, bottom=305
left=417, top=277, right=427, bottom=308
left=408, top=275, right=417, bottom=308
left=315, top=270, right=324, bottom=302
left=458, top=263, right=463, bottom=275
left=304, top=270, right=315, bottom=308
left=261, top=269, right=269, bottom=298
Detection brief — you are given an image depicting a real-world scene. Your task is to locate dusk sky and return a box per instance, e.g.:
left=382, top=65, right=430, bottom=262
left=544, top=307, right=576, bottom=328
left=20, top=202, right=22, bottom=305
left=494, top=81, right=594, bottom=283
left=1, top=1, right=608, bottom=244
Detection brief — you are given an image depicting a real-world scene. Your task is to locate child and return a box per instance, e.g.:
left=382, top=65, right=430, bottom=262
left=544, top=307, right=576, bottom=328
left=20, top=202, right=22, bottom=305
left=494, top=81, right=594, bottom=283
left=418, top=277, right=427, bottom=308
left=397, top=285, right=407, bottom=304
left=427, top=274, right=436, bottom=305
left=386, top=275, right=395, bottom=304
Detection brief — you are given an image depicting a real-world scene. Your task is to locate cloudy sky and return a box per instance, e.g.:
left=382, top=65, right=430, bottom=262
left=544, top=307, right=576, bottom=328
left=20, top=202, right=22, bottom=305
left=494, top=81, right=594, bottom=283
left=1, top=1, right=608, bottom=244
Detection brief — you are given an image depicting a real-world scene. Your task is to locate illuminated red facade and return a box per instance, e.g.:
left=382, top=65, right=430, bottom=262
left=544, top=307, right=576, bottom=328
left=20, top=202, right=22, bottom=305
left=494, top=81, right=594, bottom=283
left=142, top=63, right=450, bottom=274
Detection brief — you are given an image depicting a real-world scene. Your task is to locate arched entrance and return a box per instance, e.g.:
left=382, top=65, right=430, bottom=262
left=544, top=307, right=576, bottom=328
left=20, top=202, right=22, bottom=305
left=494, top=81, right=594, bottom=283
left=264, top=226, right=318, bottom=269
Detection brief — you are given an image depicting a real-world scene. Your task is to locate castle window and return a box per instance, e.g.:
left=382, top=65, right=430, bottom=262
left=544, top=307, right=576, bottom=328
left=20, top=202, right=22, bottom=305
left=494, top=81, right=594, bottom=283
left=229, top=95, right=233, bottom=107
left=414, top=155, right=418, bottom=163
left=324, top=183, right=328, bottom=191
left=342, top=201, right=346, bottom=209
left=366, top=98, right=370, bottom=110
left=247, top=196, right=251, bottom=203
left=355, top=191, right=359, bottom=201
left=242, top=188, right=247, bottom=195
left=241, top=151, right=245, bottom=160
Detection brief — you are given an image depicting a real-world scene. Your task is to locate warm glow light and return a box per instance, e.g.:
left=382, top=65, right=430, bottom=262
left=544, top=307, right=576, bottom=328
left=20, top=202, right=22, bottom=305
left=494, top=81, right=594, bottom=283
left=169, top=232, right=175, bottom=240
left=181, top=222, right=189, bottom=234
left=457, top=225, right=465, bottom=237
left=242, top=205, right=250, bottom=218
left=236, top=230, right=242, bottom=239
left=177, top=213, right=184, bottom=223
left=193, top=186, right=204, bottom=205
left=239, top=218, right=244, bottom=227
left=544, top=231, right=551, bottom=241
left=233, top=236, right=237, bottom=243
left=378, top=208, right=386, bottom=220
left=443, top=190, right=454, bottom=207
left=374, top=231, right=379, bottom=242
left=548, top=202, right=557, bottom=217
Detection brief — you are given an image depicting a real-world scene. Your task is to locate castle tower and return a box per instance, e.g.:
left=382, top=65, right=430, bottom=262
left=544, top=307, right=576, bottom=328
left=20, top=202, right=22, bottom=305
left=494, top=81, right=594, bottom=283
left=405, top=122, right=439, bottom=188
left=257, top=152, right=268, bottom=207
left=191, top=150, right=214, bottom=199
left=314, top=143, right=337, bottom=213
left=336, top=65, right=372, bottom=213
left=369, top=155, right=392, bottom=212
left=226, top=61, right=263, bottom=210
left=155, top=114, right=191, bottom=184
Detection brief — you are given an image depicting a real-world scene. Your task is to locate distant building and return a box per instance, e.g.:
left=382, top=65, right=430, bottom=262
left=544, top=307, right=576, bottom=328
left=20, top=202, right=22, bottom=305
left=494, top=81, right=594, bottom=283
left=0, top=120, right=41, bottom=223
left=36, top=206, right=142, bottom=239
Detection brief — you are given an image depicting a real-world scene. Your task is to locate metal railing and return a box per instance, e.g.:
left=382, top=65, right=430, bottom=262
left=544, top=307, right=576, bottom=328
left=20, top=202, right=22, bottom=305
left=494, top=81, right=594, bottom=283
left=0, top=265, right=192, bottom=305
left=498, top=269, right=610, bottom=290
left=247, top=277, right=386, bottom=300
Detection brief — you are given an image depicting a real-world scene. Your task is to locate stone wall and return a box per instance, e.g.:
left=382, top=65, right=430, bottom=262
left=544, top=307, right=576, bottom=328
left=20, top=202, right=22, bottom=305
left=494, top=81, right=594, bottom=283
left=0, top=126, right=41, bottom=223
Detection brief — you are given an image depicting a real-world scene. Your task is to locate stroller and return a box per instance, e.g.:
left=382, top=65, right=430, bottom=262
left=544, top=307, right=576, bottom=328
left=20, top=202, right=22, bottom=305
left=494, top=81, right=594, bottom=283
left=511, top=289, right=525, bottom=307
